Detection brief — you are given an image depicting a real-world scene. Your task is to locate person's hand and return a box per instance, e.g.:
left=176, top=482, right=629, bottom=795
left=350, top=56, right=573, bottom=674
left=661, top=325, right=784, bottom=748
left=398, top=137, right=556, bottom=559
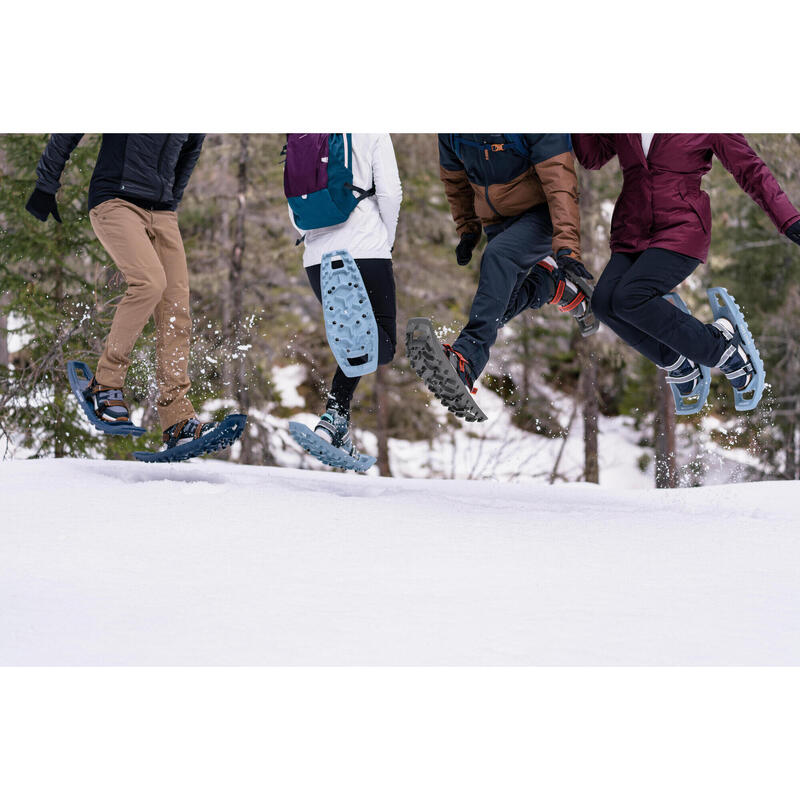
left=25, top=188, right=62, bottom=223
left=455, top=230, right=481, bottom=266
left=786, top=220, right=800, bottom=246
left=556, top=248, right=593, bottom=281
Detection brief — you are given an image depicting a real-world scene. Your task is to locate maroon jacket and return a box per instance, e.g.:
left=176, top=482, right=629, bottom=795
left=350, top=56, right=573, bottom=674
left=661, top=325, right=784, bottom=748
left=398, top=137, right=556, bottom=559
left=572, top=134, right=800, bottom=261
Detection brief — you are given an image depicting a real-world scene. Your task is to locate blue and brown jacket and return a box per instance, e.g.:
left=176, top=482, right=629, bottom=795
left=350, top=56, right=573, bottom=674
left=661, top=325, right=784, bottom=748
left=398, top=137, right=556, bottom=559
left=438, top=133, right=581, bottom=258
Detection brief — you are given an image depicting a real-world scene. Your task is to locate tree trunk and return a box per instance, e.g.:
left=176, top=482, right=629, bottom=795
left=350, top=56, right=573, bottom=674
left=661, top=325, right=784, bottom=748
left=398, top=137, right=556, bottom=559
left=654, top=374, right=677, bottom=488
left=578, top=338, right=599, bottom=483
left=0, top=294, right=8, bottom=367
left=578, top=169, right=601, bottom=483
left=375, top=366, right=392, bottom=476
left=232, top=133, right=253, bottom=464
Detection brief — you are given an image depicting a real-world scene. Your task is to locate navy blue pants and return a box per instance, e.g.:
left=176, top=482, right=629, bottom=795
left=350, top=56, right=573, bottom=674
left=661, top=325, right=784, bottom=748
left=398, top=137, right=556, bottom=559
left=453, top=207, right=556, bottom=377
left=592, top=248, right=727, bottom=368
left=306, top=258, right=396, bottom=410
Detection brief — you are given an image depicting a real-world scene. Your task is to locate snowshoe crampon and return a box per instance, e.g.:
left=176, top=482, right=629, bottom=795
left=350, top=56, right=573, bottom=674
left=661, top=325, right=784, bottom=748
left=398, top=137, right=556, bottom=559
left=289, top=421, right=376, bottom=472
left=133, top=414, right=247, bottom=463
left=66, top=360, right=146, bottom=437
left=405, top=318, right=487, bottom=423
left=662, top=293, right=711, bottom=415
left=707, top=287, right=765, bottom=412
left=321, top=250, right=378, bottom=378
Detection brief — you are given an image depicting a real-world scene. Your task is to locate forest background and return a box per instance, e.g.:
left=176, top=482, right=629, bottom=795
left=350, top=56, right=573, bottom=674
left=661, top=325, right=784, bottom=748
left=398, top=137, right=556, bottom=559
left=2, top=133, right=799, bottom=487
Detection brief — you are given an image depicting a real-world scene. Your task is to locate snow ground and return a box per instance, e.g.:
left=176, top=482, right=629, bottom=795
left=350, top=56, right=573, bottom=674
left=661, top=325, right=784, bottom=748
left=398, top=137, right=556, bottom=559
left=1, top=457, right=798, bottom=666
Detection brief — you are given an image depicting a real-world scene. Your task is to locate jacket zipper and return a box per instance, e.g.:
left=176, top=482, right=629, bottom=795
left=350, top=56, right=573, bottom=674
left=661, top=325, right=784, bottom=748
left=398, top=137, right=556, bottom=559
left=156, top=136, right=170, bottom=202
left=481, top=138, right=502, bottom=217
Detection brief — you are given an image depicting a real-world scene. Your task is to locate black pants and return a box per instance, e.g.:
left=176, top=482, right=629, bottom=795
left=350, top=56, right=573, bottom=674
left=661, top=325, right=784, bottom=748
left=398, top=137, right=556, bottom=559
left=453, top=206, right=556, bottom=377
left=591, top=248, right=727, bottom=368
left=306, top=258, right=397, bottom=410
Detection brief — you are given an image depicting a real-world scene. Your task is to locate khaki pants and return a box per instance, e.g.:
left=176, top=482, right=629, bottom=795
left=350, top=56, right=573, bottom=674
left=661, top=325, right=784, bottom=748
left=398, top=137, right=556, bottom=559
left=90, top=198, right=195, bottom=430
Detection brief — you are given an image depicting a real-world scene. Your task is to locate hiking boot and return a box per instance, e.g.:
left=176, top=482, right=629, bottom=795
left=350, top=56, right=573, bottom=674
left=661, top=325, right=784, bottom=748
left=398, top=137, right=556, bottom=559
left=538, top=259, right=599, bottom=336
left=162, top=417, right=221, bottom=449
left=442, top=344, right=477, bottom=393
left=85, top=378, right=132, bottom=426
left=712, top=318, right=754, bottom=391
left=314, top=400, right=359, bottom=456
left=663, top=354, right=702, bottom=396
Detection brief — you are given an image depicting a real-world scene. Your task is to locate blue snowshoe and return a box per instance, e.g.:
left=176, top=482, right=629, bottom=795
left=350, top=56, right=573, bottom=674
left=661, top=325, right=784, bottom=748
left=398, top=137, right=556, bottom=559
left=66, top=360, right=146, bottom=436
left=707, top=287, right=765, bottom=412
left=289, top=405, right=375, bottom=472
left=133, top=414, right=247, bottom=463
left=321, top=249, right=378, bottom=378
left=662, top=293, right=712, bottom=415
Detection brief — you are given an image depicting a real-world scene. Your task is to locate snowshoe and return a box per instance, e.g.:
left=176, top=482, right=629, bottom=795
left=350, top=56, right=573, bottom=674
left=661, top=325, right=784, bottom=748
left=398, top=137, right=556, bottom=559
left=707, top=287, right=765, bottom=411
left=66, top=360, right=146, bottom=436
left=539, top=256, right=599, bottom=337
left=133, top=414, right=247, bottom=463
left=405, top=318, right=487, bottom=423
left=289, top=416, right=376, bottom=472
left=662, top=292, right=712, bottom=415
left=321, top=249, right=378, bottom=377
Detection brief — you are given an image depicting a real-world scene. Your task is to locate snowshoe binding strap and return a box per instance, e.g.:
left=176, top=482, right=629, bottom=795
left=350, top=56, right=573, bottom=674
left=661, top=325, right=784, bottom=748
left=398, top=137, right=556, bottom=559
left=538, top=259, right=599, bottom=337
left=662, top=355, right=701, bottom=395
left=712, top=319, right=755, bottom=390
left=86, top=379, right=131, bottom=424
left=162, top=418, right=218, bottom=448
left=442, top=344, right=477, bottom=393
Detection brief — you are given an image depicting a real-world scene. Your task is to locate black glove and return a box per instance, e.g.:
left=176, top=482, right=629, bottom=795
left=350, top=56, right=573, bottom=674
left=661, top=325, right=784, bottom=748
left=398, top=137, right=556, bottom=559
left=556, top=248, right=593, bottom=281
left=455, top=230, right=481, bottom=266
left=25, top=188, right=62, bottom=223
left=786, top=220, right=800, bottom=246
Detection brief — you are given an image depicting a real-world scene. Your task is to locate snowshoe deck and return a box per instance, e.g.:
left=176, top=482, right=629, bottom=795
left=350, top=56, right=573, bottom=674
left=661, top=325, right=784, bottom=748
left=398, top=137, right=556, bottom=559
left=707, top=287, right=765, bottom=412
left=405, top=318, right=487, bottom=423
left=663, top=293, right=712, bottom=415
left=133, top=414, right=247, bottom=463
left=66, top=360, right=146, bottom=437
left=289, top=421, right=376, bottom=472
left=321, top=250, right=378, bottom=378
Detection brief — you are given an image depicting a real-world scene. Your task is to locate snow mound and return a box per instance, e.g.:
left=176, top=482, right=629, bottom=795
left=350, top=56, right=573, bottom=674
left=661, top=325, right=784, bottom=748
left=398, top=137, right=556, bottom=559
left=1, top=458, right=798, bottom=665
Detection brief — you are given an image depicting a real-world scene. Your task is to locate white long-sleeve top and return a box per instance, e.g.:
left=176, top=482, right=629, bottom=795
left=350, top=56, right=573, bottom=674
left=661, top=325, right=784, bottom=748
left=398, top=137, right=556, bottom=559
left=289, top=133, right=402, bottom=268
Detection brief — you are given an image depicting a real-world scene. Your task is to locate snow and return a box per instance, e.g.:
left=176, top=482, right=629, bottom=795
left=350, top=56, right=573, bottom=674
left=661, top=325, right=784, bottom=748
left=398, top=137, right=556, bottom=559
left=1, top=457, right=798, bottom=665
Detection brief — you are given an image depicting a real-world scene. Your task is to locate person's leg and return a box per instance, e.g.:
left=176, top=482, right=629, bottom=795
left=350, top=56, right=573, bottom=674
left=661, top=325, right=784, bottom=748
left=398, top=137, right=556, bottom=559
left=611, top=248, right=727, bottom=367
left=149, top=210, right=196, bottom=430
left=307, top=258, right=397, bottom=412
left=90, top=199, right=168, bottom=389
left=305, top=263, right=360, bottom=411
left=453, top=208, right=553, bottom=377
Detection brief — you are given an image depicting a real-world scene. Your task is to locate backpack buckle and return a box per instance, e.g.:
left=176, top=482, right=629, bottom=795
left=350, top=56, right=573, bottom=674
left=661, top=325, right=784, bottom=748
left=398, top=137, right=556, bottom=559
left=490, top=143, right=505, bottom=152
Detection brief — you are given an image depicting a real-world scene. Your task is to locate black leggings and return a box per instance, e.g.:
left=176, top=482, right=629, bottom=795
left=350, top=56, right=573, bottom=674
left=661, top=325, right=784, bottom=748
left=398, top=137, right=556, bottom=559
left=591, top=248, right=728, bottom=368
left=306, top=258, right=397, bottom=410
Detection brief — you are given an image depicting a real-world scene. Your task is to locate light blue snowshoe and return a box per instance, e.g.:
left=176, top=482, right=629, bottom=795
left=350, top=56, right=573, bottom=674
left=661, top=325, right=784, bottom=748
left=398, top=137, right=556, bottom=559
left=321, top=249, right=378, bottom=378
left=707, top=287, right=765, bottom=412
left=662, top=293, right=712, bottom=415
left=289, top=406, right=375, bottom=472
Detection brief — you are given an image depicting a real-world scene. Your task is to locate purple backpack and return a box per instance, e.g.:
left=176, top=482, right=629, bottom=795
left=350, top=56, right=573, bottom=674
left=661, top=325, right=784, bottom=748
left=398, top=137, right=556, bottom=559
left=283, top=134, right=375, bottom=230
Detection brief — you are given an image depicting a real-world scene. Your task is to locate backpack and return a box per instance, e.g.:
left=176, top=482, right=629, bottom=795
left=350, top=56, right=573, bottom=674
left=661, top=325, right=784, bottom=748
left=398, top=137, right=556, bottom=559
left=283, top=134, right=375, bottom=230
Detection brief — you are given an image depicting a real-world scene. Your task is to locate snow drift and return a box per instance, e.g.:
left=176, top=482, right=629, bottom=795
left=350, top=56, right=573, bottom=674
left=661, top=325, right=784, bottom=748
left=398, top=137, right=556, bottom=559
left=1, top=458, right=798, bottom=665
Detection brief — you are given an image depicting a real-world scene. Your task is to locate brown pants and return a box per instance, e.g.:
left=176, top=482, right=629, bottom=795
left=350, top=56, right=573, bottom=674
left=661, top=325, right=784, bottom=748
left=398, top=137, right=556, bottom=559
left=90, top=198, right=195, bottom=430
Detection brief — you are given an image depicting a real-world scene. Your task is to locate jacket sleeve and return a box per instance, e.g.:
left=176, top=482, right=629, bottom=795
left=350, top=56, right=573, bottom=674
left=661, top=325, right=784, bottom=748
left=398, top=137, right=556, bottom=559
left=712, top=134, right=800, bottom=234
left=527, top=136, right=582, bottom=258
left=372, top=134, right=403, bottom=250
left=172, top=134, right=206, bottom=207
left=438, top=134, right=481, bottom=237
left=34, top=134, right=84, bottom=194
left=571, top=134, right=617, bottom=170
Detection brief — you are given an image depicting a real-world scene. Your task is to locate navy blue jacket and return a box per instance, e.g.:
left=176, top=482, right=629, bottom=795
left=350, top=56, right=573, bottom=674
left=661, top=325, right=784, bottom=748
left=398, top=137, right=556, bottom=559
left=34, top=133, right=205, bottom=211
